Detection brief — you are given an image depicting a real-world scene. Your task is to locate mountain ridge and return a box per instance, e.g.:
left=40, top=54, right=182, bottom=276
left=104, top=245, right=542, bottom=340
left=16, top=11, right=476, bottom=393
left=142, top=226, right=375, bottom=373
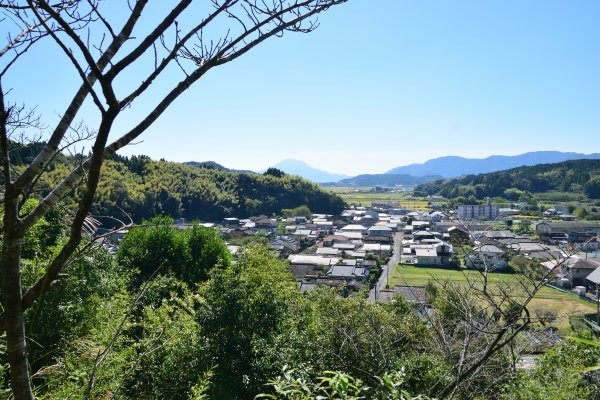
left=321, top=173, right=443, bottom=187
left=263, top=159, right=351, bottom=183
left=386, top=151, right=600, bottom=178
left=413, top=158, right=600, bottom=200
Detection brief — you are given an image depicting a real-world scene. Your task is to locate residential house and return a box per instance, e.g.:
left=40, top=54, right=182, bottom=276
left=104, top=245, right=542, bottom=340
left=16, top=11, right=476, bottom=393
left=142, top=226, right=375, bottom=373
left=411, top=220, right=431, bottom=231
left=536, top=221, right=600, bottom=237
left=466, top=244, right=508, bottom=271
left=447, top=226, right=471, bottom=242
left=253, top=217, right=277, bottom=230
left=334, top=231, right=363, bottom=240
left=340, top=224, right=368, bottom=235
left=585, top=266, right=600, bottom=290
left=223, top=217, right=240, bottom=227
left=333, top=242, right=357, bottom=251
left=359, top=243, right=391, bottom=259
left=413, top=230, right=441, bottom=242
left=287, top=254, right=338, bottom=279
left=562, top=258, right=600, bottom=288
left=433, top=221, right=491, bottom=234
left=473, top=230, right=516, bottom=241
left=324, top=264, right=370, bottom=281
left=413, top=242, right=453, bottom=266
left=368, top=225, right=393, bottom=238
left=428, top=211, right=447, bottom=223
left=316, top=247, right=340, bottom=257
left=313, top=220, right=334, bottom=233
left=321, top=234, right=351, bottom=247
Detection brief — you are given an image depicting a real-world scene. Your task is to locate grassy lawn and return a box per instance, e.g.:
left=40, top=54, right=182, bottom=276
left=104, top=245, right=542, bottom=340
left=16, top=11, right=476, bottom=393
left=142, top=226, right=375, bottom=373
left=389, top=264, right=596, bottom=333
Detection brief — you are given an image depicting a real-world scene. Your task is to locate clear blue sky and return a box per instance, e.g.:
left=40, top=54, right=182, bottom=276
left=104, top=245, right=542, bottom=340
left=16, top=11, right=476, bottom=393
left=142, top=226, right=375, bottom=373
left=6, top=1, right=600, bottom=175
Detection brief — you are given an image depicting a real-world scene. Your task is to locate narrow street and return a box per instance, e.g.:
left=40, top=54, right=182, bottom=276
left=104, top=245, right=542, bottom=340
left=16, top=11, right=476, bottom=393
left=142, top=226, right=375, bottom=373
left=368, top=232, right=403, bottom=303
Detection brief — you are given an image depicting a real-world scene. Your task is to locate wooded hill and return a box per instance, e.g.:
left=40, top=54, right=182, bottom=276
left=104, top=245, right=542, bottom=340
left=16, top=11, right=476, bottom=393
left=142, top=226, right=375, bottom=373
left=413, top=159, right=600, bottom=200
left=8, top=144, right=346, bottom=223
left=97, top=156, right=345, bottom=222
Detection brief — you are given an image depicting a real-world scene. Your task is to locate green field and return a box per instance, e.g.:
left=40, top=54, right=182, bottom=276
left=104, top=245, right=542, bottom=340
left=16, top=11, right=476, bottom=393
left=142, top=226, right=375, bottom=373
left=325, top=187, right=438, bottom=210
left=389, top=264, right=596, bottom=332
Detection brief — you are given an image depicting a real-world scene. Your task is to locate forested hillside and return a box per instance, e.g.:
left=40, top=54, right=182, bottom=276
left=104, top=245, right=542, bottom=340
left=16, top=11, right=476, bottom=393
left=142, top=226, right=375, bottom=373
left=8, top=144, right=345, bottom=223
left=413, top=159, right=600, bottom=200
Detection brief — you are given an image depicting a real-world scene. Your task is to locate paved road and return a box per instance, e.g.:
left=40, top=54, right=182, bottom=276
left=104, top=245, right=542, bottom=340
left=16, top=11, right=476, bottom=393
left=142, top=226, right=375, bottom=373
left=368, top=232, right=403, bottom=303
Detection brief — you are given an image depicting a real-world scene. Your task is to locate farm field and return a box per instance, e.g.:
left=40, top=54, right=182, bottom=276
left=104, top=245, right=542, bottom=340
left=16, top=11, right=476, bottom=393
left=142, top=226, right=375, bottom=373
left=388, top=264, right=596, bottom=333
left=325, top=187, right=438, bottom=210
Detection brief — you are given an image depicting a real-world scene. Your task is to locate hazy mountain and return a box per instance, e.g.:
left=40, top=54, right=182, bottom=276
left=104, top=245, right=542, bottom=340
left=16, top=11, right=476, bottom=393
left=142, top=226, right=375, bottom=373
left=267, top=159, right=351, bottom=183
left=386, top=151, right=600, bottom=178
left=321, top=174, right=442, bottom=187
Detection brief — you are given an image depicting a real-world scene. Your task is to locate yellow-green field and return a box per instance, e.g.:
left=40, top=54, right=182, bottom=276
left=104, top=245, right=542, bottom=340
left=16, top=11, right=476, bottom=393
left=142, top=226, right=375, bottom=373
left=389, top=264, right=596, bottom=332
left=325, top=187, right=439, bottom=210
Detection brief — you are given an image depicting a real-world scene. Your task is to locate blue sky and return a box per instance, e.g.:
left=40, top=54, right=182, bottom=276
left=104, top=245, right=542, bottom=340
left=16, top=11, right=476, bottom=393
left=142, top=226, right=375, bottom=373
left=5, top=1, right=600, bottom=176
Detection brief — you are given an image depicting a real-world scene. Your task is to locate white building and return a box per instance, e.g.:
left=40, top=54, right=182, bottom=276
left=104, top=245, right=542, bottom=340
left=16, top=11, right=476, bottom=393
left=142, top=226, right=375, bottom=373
left=466, top=244, right=508, bottom=271
left=457, top=198, right=499, bottom=220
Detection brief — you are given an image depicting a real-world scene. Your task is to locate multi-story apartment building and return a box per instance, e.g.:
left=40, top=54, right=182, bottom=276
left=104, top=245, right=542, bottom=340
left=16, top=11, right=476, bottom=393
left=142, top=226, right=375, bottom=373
left=457, top=198, right=499, bottom=220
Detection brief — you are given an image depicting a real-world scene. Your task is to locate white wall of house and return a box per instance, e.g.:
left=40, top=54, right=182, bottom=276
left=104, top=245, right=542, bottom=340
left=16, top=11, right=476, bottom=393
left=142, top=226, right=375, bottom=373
left=466, top=253, right=508, bottom=270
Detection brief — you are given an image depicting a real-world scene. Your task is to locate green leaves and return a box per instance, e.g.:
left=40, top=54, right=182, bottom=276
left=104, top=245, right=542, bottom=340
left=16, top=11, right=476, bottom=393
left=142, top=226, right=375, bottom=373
left=117, top=217, right=230, bottom=287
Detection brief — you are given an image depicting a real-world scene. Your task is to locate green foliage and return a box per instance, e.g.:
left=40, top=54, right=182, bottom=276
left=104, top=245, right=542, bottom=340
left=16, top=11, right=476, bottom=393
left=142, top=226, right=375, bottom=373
left=257, top=367, right=430, bottom=400
left=502, top=339, right=600, bottom=400
left=277, top=290, right=436, bottom=396
left=415, top=159, right=600, bottom=200
left=117, top=217, right=188, bottom=283
left=282, top=205, right=313, bottom=218
left=117, top=217, right=230, bottom=286
left=197, top=245, right=299, bottom=398
left=23, top=152, right=345, bottom=225
left=26, top=248, right=127, bottom=372
left=10, top=199, right=67, bottom=260
left=264, top=167, right=286, bottom=178
left=515, top=219, right=532, bottom=235
left=117, top=292, right=209, bottom=399
left=575, top=206, right=589, bottom=219
left=185, top=223, right=232, bottom=282
left=188, top=369, right=215, bottom=400
left=584, top=176, right=600, bottom=199
left=90, top=158, right=345, bottom=223
left=17, top=217, right=600, bottom=400
left=35, top=277, right=134, bottom=398
left=257, top=368, right=370, bottom=400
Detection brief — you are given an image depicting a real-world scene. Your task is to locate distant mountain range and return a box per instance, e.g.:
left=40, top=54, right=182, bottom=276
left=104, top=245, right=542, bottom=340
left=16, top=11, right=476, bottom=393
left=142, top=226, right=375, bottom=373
left=386, top=151, right=600, bottom=178
left=321, top=174, right=442, bottom=187
left=186, top=151, right=600, bottom=186
left=264, top=159, right=351, bottom=183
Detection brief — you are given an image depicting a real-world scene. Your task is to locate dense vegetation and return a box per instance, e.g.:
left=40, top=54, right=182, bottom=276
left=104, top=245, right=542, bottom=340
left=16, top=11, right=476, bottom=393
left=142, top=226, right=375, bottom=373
left=2, top=211, right=600, bottom=399
left=4, top=144, right=600, bottom=399
left=7, top=143, right=346, bottom=224
left=413, top=159, right=600, bottom=201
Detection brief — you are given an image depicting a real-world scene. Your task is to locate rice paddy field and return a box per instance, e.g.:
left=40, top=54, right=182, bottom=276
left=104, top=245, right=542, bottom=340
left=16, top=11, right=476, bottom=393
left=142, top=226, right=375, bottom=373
left=389, top=264, right=596, bottom=333
left=325, top=187, right=438, bottom=210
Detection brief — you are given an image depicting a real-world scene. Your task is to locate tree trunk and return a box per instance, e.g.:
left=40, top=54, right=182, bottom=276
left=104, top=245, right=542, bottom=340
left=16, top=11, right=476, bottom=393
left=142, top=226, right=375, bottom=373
left=1, top=199, right=34, bottom=400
